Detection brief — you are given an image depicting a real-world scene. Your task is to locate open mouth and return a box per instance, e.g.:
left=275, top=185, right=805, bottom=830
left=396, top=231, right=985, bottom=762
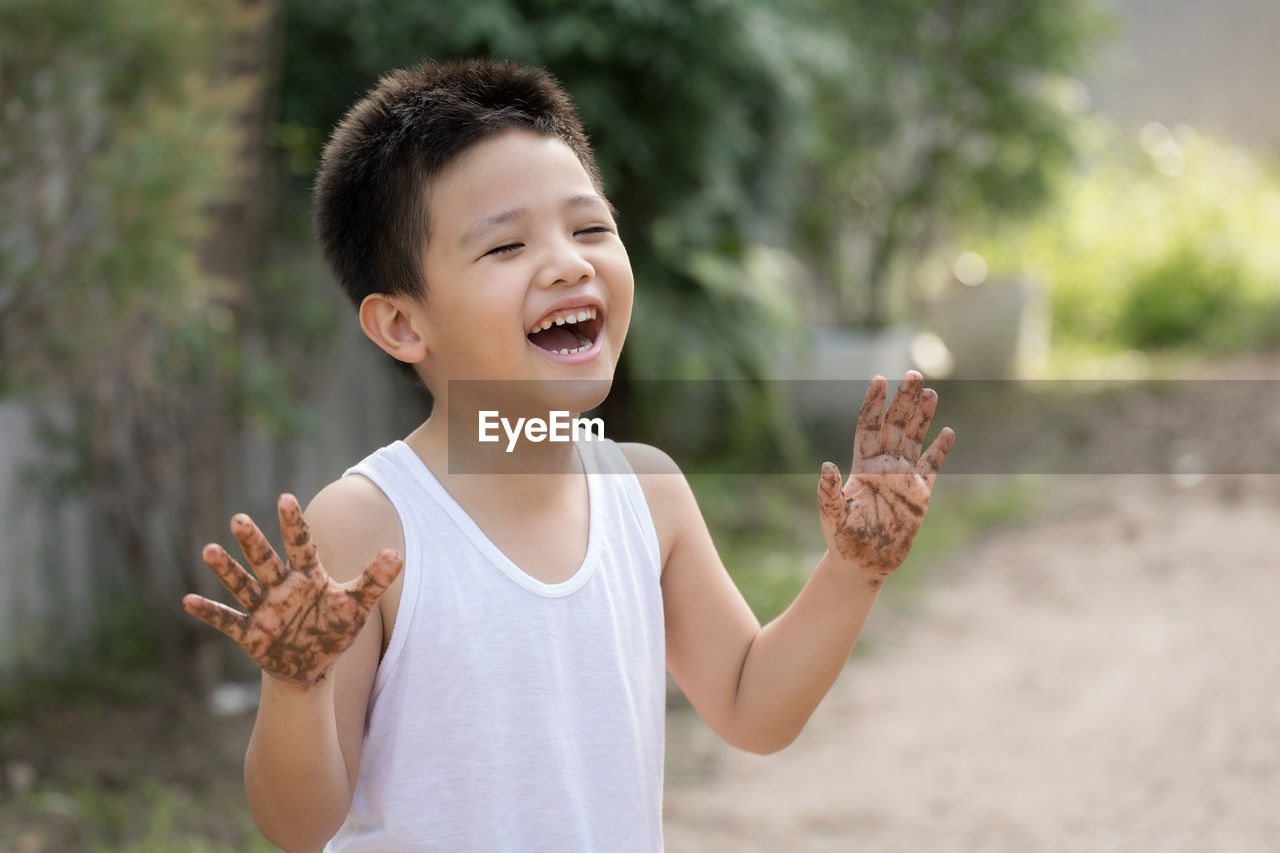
left=526, top=306, right=602, bottom=356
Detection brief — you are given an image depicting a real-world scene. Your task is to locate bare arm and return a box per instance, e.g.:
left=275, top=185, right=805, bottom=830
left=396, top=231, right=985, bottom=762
left=634, top=371, right=954, bottom=754
left=183, top=479, right=403, bottom=851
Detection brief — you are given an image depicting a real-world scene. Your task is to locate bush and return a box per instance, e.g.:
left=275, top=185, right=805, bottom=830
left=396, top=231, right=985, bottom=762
left=1118, top=247, right=1246, bottom=348
left=964, top=122, right=1280, bottom=355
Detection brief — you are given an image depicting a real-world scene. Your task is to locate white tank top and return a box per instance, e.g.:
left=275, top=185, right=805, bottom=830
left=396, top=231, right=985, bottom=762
left=324, top=438, right=666, bottom=852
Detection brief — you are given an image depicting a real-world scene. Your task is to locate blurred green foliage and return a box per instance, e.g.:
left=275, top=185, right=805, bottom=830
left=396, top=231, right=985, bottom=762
left=0, top=765, right=272, bottom=853
left=0, top=0, right=322, bottom=428
left=0, top=0, right=298, bottom=685
left=1120, top=248, right=1246, bottom=348
left=275, top=0, right=1107, bottom=460
left=0, top=0, right=241, bottom=389
left=969, top=124, right=1280, bottom=354
left=780, top=0, right=1111, bottom=328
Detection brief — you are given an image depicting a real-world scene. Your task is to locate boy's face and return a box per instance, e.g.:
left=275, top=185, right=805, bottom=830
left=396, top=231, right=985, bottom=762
left=414, top=129, right=632, bottom=411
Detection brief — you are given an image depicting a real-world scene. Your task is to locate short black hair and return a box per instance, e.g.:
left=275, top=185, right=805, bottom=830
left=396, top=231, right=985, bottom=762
left=313, top=57, right=603, bottom=312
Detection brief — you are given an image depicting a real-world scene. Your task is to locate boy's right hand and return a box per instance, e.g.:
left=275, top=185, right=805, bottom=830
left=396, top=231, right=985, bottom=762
left=182, top=494, right=403, bottom=688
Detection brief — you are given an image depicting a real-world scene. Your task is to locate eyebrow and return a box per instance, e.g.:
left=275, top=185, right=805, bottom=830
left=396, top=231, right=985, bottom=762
left=459, top=194, right=616, bottom=249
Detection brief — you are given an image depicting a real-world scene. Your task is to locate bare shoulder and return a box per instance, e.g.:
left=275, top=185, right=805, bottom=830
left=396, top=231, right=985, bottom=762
left=303, top=474, right=404, bottom=584
left=616, top=441, right=697, bottom=573
left=616, top=441, right=686, bottom=503
left=616, top=440, right=682, bottom=477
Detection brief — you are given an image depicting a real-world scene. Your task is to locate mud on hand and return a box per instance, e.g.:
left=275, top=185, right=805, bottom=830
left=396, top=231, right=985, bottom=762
left=182, top=494, right=402, bottom=687
left=817, top=371, right=955, bottom=588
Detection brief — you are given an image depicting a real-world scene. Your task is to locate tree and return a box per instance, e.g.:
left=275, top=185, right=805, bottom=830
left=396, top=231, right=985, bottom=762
left=780, top=0, right=1111, bottom=327
left=0, top=0, right=286, bottom=689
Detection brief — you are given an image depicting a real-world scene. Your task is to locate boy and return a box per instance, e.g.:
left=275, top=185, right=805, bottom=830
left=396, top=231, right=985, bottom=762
left=182, top=58, right=954, bottom=852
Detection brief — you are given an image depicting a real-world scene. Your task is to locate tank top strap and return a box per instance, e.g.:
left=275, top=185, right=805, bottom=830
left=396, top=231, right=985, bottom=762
left=578, top=438, right=662, bottom=581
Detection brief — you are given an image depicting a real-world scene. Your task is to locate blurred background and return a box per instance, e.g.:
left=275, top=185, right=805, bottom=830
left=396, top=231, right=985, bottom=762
left=2, top=0, right=1278, bottom=850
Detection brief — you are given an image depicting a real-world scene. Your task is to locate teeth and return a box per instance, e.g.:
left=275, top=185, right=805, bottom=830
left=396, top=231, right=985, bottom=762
left=529, top=307, right=599, bottom=334
left=554, top=341, right=591, bottom=355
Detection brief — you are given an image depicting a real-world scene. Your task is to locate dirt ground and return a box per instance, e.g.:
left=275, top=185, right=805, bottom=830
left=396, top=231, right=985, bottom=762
left=663, top=472, right=1280, bottom=852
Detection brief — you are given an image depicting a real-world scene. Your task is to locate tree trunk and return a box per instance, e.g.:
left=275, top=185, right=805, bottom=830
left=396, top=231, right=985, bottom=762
left=183, top=0, right=284, bottom=697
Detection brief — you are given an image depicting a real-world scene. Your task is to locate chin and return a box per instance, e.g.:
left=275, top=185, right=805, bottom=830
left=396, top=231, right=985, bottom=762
left=465, top=362, right=612, bottom=420
left=538, top=371, right=614, bottom=415
left=568, top=375, right=613, bottom=414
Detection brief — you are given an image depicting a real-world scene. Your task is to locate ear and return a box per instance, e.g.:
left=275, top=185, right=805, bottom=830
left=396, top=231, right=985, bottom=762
left=358, top=293, right=429, bottom=364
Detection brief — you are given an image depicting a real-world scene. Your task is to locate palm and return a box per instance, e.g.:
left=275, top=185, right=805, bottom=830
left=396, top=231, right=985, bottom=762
left=183, top=495, right=402, bottom=686
left=818, top=372, right=955, bottom=584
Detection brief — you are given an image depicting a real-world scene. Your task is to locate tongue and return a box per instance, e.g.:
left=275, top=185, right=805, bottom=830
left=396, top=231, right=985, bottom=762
left=528, top=325, right=582, bottom=352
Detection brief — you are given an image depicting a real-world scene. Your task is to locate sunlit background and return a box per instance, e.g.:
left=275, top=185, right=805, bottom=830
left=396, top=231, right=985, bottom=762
left=2, top=0, right=1278, bottom=850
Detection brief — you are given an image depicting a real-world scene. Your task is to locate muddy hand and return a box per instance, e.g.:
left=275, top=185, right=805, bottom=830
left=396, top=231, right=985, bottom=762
left=817, top=371, right=955, bottom=587
left=182, top=494, right=403, bottom=687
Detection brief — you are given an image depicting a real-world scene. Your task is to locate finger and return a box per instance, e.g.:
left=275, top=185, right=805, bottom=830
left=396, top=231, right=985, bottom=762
left=903, top=388, right=938, bottom=462
left=230, top=512, right=288, bottom=585
left=202, top=543, right=266, bottom=611
left=182, top=593, right=249, bottom=643
left=853, top=376, right=888, bottom=464
left=880, top=371, right=922, bottom=457
left=816, top=461, right=845, bottom=524
left=345, top=549, right=404, bottom=609
left=277, top=494, right=319, bottom=578
left=916, top=427, right=956, bottom=489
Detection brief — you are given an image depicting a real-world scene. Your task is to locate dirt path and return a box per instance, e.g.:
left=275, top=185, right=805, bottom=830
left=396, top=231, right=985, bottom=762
left=663, top=474, right=1280, bottom=852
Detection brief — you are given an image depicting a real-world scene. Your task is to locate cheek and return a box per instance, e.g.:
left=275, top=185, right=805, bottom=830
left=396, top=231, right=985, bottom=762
left=616, top=284, right=635, bottom=337
left=608, top=260, right=635, bottom=320
left=609, top=303, right=632, bottom=354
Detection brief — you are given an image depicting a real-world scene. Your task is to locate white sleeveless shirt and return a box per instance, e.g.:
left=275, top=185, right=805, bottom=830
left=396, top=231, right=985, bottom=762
left=324, top=438, right=666, bottom=852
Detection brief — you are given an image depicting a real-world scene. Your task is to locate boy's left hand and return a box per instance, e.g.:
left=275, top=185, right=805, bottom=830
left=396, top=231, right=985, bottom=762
left=817, top=371, right=955, bottom=586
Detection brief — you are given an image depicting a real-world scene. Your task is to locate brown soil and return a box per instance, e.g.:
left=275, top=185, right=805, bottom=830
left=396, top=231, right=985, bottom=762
left=663, top=473, right=1280, bottom=852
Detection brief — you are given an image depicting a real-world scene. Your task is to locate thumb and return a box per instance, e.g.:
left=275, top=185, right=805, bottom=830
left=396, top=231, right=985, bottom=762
left=817, top=461, right=845, bottom=535
left=347, top=549, right=404, bottom=607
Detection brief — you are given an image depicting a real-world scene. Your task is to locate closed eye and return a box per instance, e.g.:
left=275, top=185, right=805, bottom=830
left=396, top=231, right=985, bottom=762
left=485, top=226, right=612, bottom=258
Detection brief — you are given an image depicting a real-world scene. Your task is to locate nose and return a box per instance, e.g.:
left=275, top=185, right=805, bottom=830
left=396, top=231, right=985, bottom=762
left=537, top=236, right=594, bottom=289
